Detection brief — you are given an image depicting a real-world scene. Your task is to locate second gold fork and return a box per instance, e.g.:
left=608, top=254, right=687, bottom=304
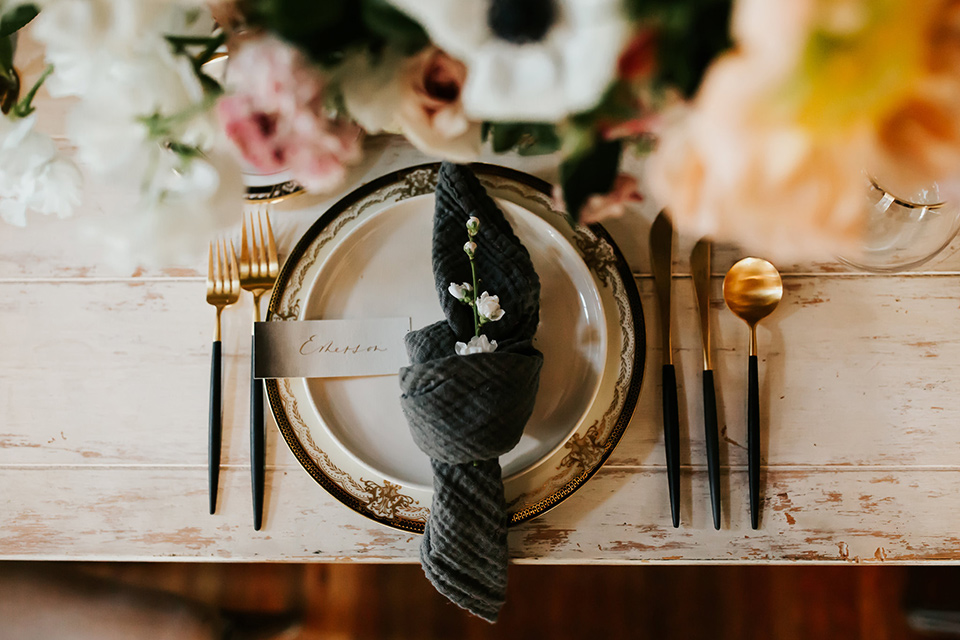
left=238, top=207, right=279, bottom=531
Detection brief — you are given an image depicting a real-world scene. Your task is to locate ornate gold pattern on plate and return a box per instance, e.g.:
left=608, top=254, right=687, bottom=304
left=504, top=221, right=639, bottom=520
left=265, top=162, right=645, bottom=532
left=245, top=179, right=305, bottom=203
left=270, top=378, right=430, bottom=527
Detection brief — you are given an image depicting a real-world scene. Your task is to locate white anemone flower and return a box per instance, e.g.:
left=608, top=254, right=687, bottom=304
left=389, top=0, right=630, bottom=121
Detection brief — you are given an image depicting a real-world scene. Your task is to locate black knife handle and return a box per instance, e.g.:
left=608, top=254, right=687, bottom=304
left=748, top=355, right=760, bottom=529
left=208, top=340, right=222, bottom=515
left=702, top=369, right=721, bottom=530
left=662, top=364, right=681, bottom=528
left=251, top=335, right=265, bottom=531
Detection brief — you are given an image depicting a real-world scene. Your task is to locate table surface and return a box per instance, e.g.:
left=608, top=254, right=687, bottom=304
left=3, top=65, right=960, bottom=564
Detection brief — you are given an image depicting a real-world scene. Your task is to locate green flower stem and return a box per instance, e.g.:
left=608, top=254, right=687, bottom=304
left=469, top=255, right=480, bottom=337
left=10, top=63, right=52, bottom=118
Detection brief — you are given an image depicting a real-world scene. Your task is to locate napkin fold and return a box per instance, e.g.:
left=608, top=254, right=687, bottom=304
left=399, top=162, right=543, bottom=622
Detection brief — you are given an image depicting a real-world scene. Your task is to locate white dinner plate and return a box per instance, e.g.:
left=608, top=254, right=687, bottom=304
left=265, top=163, right=644, bottom=532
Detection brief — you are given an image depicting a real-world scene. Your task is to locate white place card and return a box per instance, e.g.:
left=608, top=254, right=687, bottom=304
left=254, top=317, right=412, bottom=379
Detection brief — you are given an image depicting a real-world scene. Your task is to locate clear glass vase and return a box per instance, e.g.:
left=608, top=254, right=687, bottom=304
left=836, top=177, right=960, bottom=272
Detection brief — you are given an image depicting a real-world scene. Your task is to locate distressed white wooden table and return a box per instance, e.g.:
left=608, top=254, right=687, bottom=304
left=3, top=82, right=960, bottom=564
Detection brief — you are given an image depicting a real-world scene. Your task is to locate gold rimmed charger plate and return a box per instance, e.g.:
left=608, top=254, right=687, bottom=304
left=265, top=163, right=644, bottom=532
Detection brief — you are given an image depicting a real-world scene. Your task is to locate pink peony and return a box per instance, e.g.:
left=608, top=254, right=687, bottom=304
left=217, top=36, right=362, bottom=192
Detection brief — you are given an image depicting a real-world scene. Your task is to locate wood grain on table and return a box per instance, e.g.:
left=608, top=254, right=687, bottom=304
left=1, top=128, right=959, bottom=563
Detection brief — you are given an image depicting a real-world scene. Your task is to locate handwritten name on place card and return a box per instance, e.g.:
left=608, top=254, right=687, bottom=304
left=254, top=318, right=412, bottom=379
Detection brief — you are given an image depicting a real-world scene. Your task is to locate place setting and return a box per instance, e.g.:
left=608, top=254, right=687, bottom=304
left=203, top=160, right=644, bottom=617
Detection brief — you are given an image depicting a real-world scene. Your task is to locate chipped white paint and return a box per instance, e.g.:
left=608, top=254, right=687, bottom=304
left=2, top=81, right=960, bottom=562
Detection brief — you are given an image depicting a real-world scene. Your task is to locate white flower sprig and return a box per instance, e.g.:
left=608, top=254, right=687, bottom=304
left=448, top=216, right=505, bottom=355
left=0, top=65, right=82, bottom=227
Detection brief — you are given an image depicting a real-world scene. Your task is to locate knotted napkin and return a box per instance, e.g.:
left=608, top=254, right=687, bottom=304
left=398, top=162, right=543, bottom=622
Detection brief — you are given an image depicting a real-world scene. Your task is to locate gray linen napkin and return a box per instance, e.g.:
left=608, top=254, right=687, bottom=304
left=399, top=162, right=543, bottom=622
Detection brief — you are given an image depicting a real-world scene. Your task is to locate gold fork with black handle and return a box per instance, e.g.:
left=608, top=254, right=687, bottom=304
left=237, top=208, right=279, bottom=530
left=205, top=238, right=240, bottom=514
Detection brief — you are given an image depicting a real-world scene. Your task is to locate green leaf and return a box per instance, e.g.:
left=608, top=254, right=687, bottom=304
left=653, top=1, right=733, bottom=97
left=559, top=139, right=623, bottom=222
left=489, top=123, right=525, bottom=153
left=487, top=122, right=562, bottom=156
left=253, top=0, right=350, bottom=40
left=0, top=35, right=13, bottom=74
left=361, top=0, right=428, bottom=54
left=0, top=4, right=38, bottom=38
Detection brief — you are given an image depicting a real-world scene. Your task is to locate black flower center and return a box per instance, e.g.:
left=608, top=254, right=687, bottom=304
left=487, top=0, right=556, bottom=45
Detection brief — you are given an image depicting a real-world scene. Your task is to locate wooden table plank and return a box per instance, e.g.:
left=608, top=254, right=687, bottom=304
left=2, top=466, right=957, bottom=563
left=2, top=277, right=958, bottom=469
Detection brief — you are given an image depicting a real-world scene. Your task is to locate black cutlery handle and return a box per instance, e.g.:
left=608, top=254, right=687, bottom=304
left=748, top=355, right=760, bottom=529
left=209, top=340, right=222, bottom=515
left=662, top=364, right=681, bottom=528
left=703, top=369, right=721, bottom=530
left=251, top=335, right=265, bottom=531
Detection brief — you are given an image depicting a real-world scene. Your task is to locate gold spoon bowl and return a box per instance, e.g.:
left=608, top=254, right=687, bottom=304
left=723, top=258, right=783, bottom=354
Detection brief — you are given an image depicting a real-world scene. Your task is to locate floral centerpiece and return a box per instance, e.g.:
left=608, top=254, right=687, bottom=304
left=0, top=0, right=958, bottom=264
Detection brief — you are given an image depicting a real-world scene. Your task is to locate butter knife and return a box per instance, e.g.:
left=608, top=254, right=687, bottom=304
left=650, top=211, right=680, bottom=528
left=691, top=239, right=721, bottom=530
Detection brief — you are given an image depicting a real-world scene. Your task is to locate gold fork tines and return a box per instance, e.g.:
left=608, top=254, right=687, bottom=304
left=206, top=238, right=241, bottom=341
left=239, top=207, right=280, bottom=326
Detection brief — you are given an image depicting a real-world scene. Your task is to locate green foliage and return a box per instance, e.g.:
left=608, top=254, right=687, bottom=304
left=165, top=33, right=226, bottom=96
left=0, top=35, right=12, bottom=77
left=625, top=0, right=733, bottom=98
left=559, top=139, right=622, bottom=222
left=248, top=0, right=428, bottom=67
left=0, top=3, right=38, bottom=38
left=361, top=0, right=429, bottom=54
left=485, top=122, right=562, bottom=156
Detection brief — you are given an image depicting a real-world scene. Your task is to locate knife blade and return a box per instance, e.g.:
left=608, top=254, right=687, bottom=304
left=650, top=211, right=680, bottom=528
left=692, top=238, right=722, bottom=530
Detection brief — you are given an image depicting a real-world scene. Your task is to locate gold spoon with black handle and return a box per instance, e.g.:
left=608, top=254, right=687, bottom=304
left=723, top=258, right=783, bottom=529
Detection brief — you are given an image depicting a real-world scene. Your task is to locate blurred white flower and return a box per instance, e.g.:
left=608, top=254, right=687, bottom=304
left=0, top=114, right=81, bottom=226
left=32, top=0, right=213, bottom=99
left=388, top=0, right=630, bottom=121
left=82, top=140, right=245, bottom=267
left=476, top=291, right=504, bottom=322
left=455, top=334, right=498, bottom=356
left=447, top=281, right=473, bottom=301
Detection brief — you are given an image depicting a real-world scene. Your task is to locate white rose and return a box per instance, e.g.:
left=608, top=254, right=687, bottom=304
left=455, top=334, right=498, bottom=356
left=476, top=291, right=505, bottom=322
left=447, top=281, right=473, bottom=301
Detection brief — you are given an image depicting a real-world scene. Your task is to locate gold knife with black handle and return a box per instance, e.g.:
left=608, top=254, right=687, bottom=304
left=692, top=239, right=722, bottom=530
left=650, top=211, right=681, bottom=528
